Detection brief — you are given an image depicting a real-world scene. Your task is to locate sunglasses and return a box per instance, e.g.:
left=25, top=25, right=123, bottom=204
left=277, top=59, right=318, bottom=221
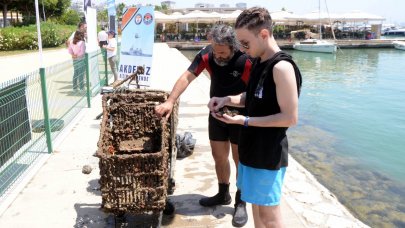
left=237, top=40, right=250, bottom=49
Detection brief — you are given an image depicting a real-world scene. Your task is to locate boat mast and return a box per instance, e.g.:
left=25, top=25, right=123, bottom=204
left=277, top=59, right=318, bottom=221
left=319, top=0, right=322, bottom=39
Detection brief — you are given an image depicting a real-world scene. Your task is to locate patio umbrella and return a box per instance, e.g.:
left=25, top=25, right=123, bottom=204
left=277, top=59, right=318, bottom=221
left=220, top=10, right=242, bottom=23
left=178, top=10, right=221, bottom=33
left=154, top=11, right=179, bottom=23
left=270, top=11, right=300, bottom=25
left=178, top=10, right=221, bottom=23
left=286, top=11, right=341, bottom=25
left=341, top=10, right=385, bottom=23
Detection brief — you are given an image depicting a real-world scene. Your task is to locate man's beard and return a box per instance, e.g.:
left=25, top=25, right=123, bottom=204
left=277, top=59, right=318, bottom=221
left=213, top=52, right=234, bottom=66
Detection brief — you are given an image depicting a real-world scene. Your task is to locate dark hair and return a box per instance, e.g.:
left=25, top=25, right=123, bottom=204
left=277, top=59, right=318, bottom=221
left=78, top=21, right=87, bottom=29
left=235, top=7, right=273, bottom=34
left=208, top=24, right=237, bottom=50
left=108, top=30, right=116, bottom=38
left=73, top=30, right=84, bottom=44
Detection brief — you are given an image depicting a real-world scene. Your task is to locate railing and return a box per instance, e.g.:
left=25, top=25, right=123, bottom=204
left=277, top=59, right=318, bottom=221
left=0, top=48, right=111, bottom=201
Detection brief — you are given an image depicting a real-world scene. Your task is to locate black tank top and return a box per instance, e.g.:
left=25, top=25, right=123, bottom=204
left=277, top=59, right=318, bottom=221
left=238, top=51, right=302, bottom=170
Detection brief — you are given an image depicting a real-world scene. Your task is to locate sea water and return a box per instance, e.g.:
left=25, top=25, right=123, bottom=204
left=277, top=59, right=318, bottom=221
left=181, top=48, right=405, bottom=227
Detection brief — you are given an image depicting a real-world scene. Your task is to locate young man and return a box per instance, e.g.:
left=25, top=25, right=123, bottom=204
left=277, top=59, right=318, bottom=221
left=66, top=21, right=87, bottom=47
left=155, top=24, right=252, bottom=227
left=97, top=26, right=108, bottom=48
left=208, top=7, right=302, bottom=227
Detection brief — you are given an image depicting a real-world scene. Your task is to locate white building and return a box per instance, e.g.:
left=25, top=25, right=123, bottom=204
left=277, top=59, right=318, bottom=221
left=0, top=12, right=23, bottom=27
left=71, top=0, right=84, bottom=14
left=236, top=3, right=247, bottom=8
left=195, top=3, right=215, bottom=8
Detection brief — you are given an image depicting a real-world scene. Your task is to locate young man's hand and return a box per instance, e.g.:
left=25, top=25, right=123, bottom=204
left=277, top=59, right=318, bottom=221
left=208, top=96, right=229, bottom=113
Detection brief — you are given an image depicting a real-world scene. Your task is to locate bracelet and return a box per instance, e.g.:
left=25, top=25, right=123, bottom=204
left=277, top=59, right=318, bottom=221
left=244, top=116, right=249, bottom=127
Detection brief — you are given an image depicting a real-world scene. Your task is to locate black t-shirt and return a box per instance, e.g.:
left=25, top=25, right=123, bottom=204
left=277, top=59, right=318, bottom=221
left=238, top=51, right=302, bottom=170
left=187, top=45, right=252, bottom=98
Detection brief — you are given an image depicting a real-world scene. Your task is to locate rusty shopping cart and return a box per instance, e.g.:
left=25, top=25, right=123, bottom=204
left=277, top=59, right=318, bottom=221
left=96, top=89, right=178, bottom=226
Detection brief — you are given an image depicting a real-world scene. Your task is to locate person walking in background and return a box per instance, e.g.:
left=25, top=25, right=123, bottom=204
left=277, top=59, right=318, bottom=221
left=208, top=7, right=302, bottom=228
left=103, top=30, right=118, bottom=82
left=68, top=30, right=86, bottom=91
left=155, top=24, right=252, bottom=227
left=66, top=21, right=87, bottom=47
left=97, top=26, right=108, bottom=48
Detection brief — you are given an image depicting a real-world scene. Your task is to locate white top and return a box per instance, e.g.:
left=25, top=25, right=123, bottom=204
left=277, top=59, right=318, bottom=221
left=106, top=38, right=117, bottom=59
left=69, top=31, right=75, bottom=42
left=98, top=30, right=108, bottom=42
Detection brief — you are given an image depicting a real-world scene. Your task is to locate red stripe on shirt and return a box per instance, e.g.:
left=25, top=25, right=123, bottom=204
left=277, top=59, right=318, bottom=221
left=202, top=53, right=212, bottom=76
left=241, top=59, right=252, bottom=84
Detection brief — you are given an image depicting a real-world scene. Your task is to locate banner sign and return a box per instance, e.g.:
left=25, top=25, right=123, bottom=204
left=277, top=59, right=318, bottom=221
left=84, top=0, right=91, bottom=13
left=107, top=0, right=116, bottom=33
left=85, top=7, right=98, bottom=52
left=118, top=6, right=155, bottom=87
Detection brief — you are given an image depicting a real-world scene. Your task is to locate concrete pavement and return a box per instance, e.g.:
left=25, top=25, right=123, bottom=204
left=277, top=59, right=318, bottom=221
left=1, top=48, right=72, bottom=83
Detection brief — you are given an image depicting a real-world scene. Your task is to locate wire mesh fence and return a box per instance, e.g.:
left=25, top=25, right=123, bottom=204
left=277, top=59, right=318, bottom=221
left=0, top=72, right=46, bottom=197
left=0, top=48, right=111, bottom=201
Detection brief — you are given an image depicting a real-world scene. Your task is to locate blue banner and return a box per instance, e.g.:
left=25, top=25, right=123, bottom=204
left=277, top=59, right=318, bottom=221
left=118, top=6, right=155, bottom=87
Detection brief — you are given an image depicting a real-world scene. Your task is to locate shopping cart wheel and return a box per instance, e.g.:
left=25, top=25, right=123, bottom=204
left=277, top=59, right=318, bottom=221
left=163, top=200, right=175, bottom=215
left=167, top=178, right=175, bottom=195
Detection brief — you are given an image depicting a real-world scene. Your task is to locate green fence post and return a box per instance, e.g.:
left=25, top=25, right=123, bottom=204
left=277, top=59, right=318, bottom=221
left=85, top=53, right=91, bottom=108
left=103, top=49, right=108, bottom=86
left=39, top=68, right=53, bottom=154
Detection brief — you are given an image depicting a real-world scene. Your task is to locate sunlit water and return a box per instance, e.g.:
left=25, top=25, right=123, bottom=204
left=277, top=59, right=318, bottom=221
left=181, top=48, right=405, bottom=227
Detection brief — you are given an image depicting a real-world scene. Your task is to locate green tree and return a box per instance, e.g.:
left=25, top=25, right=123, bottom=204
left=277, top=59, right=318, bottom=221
left=12, top=0, right=71, bottom=25
left=60, top=9, right=81, bottom=25
left=116, top=3, right=125, bottom=21
left=42, top=0, right=71, bottom=19
left=154, top=4, right=168, bottom=13
left=97, top=8, right=108, bottom=27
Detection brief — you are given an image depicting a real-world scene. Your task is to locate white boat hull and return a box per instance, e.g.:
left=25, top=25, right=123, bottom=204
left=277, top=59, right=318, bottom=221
left=393, top=41, right=405, bottom=51
left=293, top=40, right=337, bottom=53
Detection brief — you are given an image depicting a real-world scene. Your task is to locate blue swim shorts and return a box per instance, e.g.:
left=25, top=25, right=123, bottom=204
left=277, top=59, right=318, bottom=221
left=237, top=162, right=286, bottom=206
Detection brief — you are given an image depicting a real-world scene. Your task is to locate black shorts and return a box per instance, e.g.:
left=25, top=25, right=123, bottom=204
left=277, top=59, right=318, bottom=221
left=99, top=41, right=108, bottom=48
left=208, top=114, right=242, bottom=144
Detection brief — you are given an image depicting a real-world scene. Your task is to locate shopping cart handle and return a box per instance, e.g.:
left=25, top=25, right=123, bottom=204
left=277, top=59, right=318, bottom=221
left=101, top=86, right=115, bottom=94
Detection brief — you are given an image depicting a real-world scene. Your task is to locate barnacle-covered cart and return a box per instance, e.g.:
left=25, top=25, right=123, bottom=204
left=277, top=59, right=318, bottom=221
left=96, top=89, right=178, bottom=226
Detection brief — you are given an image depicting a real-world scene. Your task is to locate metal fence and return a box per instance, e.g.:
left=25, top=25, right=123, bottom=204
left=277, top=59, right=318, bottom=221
left=0, top=48, right=112, bottom=200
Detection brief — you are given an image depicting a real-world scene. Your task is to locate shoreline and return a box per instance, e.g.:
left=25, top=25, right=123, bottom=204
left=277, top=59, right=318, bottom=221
left=284, top=156, right=369, bottom=227
left=166, top=38, right=403, bottom=50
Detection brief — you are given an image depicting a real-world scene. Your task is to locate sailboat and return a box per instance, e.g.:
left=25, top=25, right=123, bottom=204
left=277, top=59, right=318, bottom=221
left=293, top=39, right=337, bottom=53
left=393, top=40, right=405, bottom=51
left=293, top=0, right=337, bottom=53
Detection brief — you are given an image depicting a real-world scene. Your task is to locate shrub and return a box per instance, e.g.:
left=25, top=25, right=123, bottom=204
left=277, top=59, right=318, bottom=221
left=0, top=22, right=75, bottom=51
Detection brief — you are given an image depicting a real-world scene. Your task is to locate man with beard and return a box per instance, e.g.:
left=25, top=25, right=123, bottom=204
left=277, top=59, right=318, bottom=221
left=155, top=24, right=252, bottom=227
